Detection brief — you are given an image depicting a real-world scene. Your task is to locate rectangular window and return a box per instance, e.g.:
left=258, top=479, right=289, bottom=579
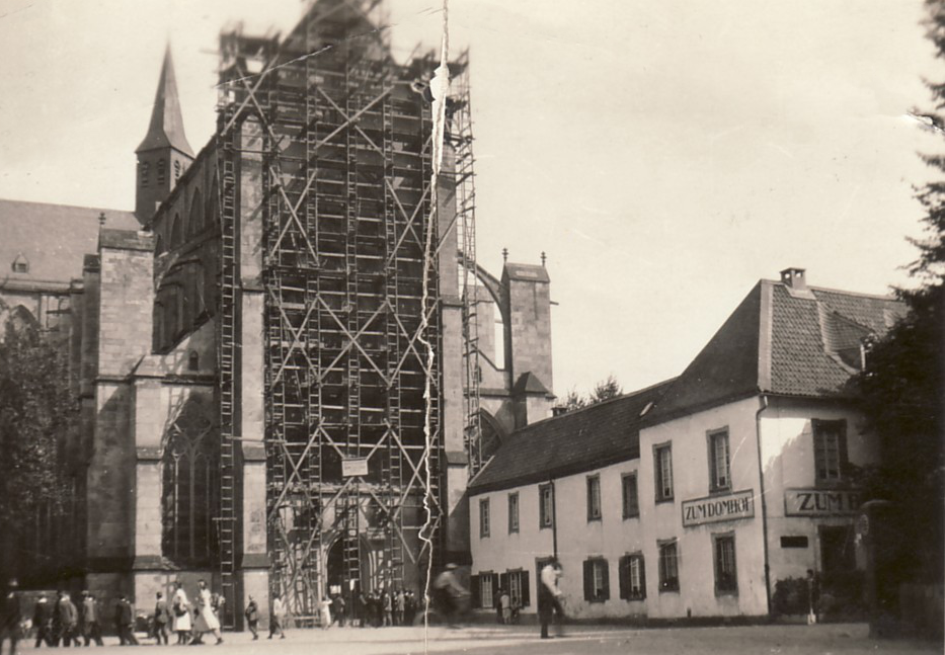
left=583, top=558, right=610, bottom=602
left=714, top=534, right=738, bottom=594
left=508, top=492, right=519, bottom=534
left=622, top=473, right=639, bottom=519
left=780, top=536, right=809, bottom=549
left=708, top=428, right=731, bottom=491
left=506, top=569, right=530, bottom=608
left=658, top=541, right=679, bottom=592
left=480, top=572, right=495, bottom=609
left=813, top=419, right=847, bottom=483
left=619, top=553, right=646, bottom=600
left=654, top=443, right=674, bottom=502
left=479, top=498, right=490, bottom=538
left=587, top=474, right=602, bottom=521
left=539, top=484, right=554, bottom=529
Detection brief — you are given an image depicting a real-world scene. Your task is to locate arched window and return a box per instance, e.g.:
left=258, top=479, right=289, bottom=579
left=157, top=159, right=166, bottom=184
left=194, top=264, right=207, bottom=317
left=161, top=394, right=218, bottom=563
left=188, top=190, right=203, bottom=238
left=154, top=232, right=164, bottom=255
left=188, top=351, right=199, bottom=371
left=169, top=213, right=182, bottom=248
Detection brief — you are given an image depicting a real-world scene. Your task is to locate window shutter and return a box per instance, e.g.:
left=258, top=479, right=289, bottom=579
left=521, top=571, right=530, bottom=607
left=639, top=557, right=647, bottom=599
left=618, top=556, right=629, bottom=600
left=601, top=560, right=611, bottom=601
left=583, top=560, right=593, bottom=602
left=492, top=573, right=501, bottom=601
left=499, top=572, right=509, bottom=595
left=470, top=575, right=480, bottom=609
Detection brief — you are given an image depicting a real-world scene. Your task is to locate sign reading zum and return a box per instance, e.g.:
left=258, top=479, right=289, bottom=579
left=784, top=488, right=861, bottom=517
left=341, top=457, right=369, bottom=477
left=682, top=489, right=755, bottom=527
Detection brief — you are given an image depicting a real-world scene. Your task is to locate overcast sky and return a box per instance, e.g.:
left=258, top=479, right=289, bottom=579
left=0, top=0, right=940, bottom=397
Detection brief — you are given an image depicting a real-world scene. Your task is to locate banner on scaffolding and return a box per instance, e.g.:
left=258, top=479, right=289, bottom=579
left=342, top=457, right=370, bottom=477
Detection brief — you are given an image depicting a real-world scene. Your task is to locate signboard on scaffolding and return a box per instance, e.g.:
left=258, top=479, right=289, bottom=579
left=342, top=457, right=369, bottom=478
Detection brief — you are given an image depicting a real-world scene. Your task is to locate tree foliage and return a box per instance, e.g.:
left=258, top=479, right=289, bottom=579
left=0, top=321, right=74, bottom=526
left=847, top=0, right=945, bottom=579
left=558, top=375, right=624, bottom=413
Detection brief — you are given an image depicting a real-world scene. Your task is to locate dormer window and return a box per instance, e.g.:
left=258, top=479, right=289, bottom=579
left=157, top=159, right=166, bottom=184
left=11, top=254, right=29, bottom=274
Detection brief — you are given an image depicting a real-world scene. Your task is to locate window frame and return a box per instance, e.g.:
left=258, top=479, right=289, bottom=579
left=707, top=427, right=732, bottom=492
left=539, top=483, right=554, bottom=529
left=586, top=474, right=602, bottom=522
left=812, top=419, right=848, bottom=485
left=508, top=492, right=519, bottom=534
left=583, top=557, right=610, bottom=603
left=479, top=497, right=490, bottom=538
left=713, top=532, right=738, bottom=595
left=622, top=472, right=640, bottom=519
left=658, top=539, right=680, bottom=592
left=653, top=442, right=674, bottom=503
left=619, top=552, right=646, bottom=601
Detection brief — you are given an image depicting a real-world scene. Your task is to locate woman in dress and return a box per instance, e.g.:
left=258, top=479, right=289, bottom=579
left=193, top=580, right=223, bottom=645
left=171, top=581, right=192, bottom=645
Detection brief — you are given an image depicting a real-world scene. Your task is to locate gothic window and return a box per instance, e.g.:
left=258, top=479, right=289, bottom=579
left=188, top=190, right=203, bottom=238
left=157, top=159, right=166, bottom=184
left=161, top=395, right=218, bottom=564
left=170, top=214, right=182, bottom=248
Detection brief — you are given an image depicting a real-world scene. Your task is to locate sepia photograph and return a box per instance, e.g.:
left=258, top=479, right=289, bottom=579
left=0, top=1, right=942, bottom=653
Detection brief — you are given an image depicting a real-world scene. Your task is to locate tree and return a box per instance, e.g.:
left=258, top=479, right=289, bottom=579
left=557, top=376, right=623, bottom=414
left=847, top=0, right=945, bottom=582
left=0, top=319, right=75, bottom=581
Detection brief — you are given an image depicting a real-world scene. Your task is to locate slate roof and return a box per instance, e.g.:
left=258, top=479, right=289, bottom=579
left=467, top=379, right=674, bottom=494
left=136, top=46, right=194, bottom=156
left=469, top=274, right=905, bottom=492
left=0, top=199, right=139, bottom=291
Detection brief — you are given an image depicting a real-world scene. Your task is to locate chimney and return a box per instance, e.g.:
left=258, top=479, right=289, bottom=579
left=780, top=267, right=807, bottom=291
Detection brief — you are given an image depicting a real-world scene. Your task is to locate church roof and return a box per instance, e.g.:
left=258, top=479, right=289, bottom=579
left=0, top=199, right=138, bottom=291
left=136, top=46, right=194, bottom=156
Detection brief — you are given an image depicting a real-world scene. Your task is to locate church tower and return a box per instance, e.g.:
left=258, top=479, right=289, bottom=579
left=135, top=45, right=194, bottom=224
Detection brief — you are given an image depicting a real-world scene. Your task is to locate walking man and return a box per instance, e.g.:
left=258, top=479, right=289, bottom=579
left=82, top=592, right=103, bottom=646
left=57, top=590, right=79, bottom=647
left=244, top=596, right=259, bottom=640
left=153, top=592, right=169, bottom=645
left=538, top=561, right=565, bottom=639
left=268, top=593, right=285, bottom=640
left=32, top=594, right=52, bottom=648
left=116, top=595, right=138, bottom=646
left=0, top=579, right=22, bottom=655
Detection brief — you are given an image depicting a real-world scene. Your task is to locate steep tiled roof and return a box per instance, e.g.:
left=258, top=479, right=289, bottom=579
left=0, top=199, right=139, bottom=290
left=468, top=380, right=674, bottom=494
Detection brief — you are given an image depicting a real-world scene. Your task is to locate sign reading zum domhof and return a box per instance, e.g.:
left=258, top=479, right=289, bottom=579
left=784, top=488, right=861, bottom=516
left=682, top=489, right=755, bottom=527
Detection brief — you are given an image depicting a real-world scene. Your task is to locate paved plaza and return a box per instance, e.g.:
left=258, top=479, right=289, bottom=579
left=13, top=623, right=941, bottom=655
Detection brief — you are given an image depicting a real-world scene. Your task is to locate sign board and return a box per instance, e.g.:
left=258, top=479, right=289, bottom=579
left=682, top=489, right=754, bottom=527
left=784, top=488, right=861, bottom=517
left=341, top=457, right=369, bottom=478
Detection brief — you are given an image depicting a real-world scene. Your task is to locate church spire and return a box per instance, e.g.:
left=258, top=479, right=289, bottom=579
left=136, top=44, right=193, bottom=157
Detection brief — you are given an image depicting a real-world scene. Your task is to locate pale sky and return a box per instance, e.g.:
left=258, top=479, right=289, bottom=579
left=0, top=0, right=940, bottom=397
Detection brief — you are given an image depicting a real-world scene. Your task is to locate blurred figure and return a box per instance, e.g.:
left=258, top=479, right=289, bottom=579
left=318, top=596, right=332, bottom=630
left=393, top=589, right=404, bottom=626
left=538, top=561, right=565, bottom=639
left=82, top=592, right=103, bottom=646
left=57, top=590, right=78, bottom=647
left=192, top=580, right=222, bottom=645
left=432, top=564, right=468, bottom=628
left=171, top=581, right=192, bottom=645
left=153, top=591, right=169, bottom=645
left=32, top=594, right=53, bottom=648
left=331, top=593, right=345, bottom=628
left=244, top=595, right=259, bottom=640
left=268, top=593, right=285, bottom=640
left=115, top=595, right=138, bottom=646
left=0, top=578, right=23, bottom=655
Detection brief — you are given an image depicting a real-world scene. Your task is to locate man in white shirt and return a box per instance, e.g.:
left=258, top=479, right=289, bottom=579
left=538, top=562, right=565, bottom=639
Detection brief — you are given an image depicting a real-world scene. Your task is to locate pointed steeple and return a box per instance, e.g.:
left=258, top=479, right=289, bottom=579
left=136, top=45, right=194, bottom=156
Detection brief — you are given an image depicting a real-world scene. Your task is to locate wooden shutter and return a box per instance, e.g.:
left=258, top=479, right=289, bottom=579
left=499, top=572, right=509, bottom=601
left=521, top=571, right=531, bottom=607
left=470, top=575, right=480, bottom=609
left=583, top=560, right=593, bottom=601
left=492, top=573, right=501, bottom=602
left=601, top=559, right=611, bottom=601
left=639, top=556, right=647, bottom=599
left=618, top=556, right=629, bottom=600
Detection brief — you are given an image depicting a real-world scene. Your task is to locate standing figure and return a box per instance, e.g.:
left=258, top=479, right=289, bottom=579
left=0, top=579, right=22, bottom=655
left=356, top=592, right=368, bottom=628
left=318, top=596, right=332, bottom=630
left=393, top=589, right=404, bottom=627
left=116, top=595, right=138, bottom=646
left=192, top=580, right=223, bottom=645
left=381, top=589, right=392, bottom=627
left=268, top=594, right=285, bottom=640
left=32, top=594, right=53, bottom=648
left=538, top=561, right=565, bottom=639
left=244, top=596, right=259, bottom=640
left=171, top=581, right=192, bottom=645
left=153, top=591, right=169, bottom=645
left=82, top=593, right=103, bottom=646
left=57, top=591, right=79, bottom=647
left=332, top=593, right=346, bottom=627
left=500, top=589, right=511, bottom=625
left=404, top=590, right=417, bottom=626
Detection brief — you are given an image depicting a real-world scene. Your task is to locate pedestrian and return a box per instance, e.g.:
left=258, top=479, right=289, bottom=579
left=381, top=589, right=392, bottom=627
left=116, top=595, right=138, bottom=646
left=500, top=589, right=511, bottom=625
left=82, top=592, right=103, bottom=646
left=32, top=594, right=53, bottom=648
left=356, top=592, right=368, bottom=628
left=192, top=580, right=223, bottom=645
left=332, top=593, right=346, bottom=627
left=394, top=589, right=404, bottom=626
left=318, top=596, right=331, bottom=630
left=57, top=590, right=79, bottom=647
left=153, top=591, right=169, bottom=645
left=368, top=592, right=380, bottom=627
left=538, top=561, right=565, bottom=639
left=432, top=563, right=467, bottom=628
left=243, top=596, right=259, bottom=640
left=0, top=578, right=23, bottom=655
left=494, top=587, right=503, bottom=624
left=171, top=581, right=192, bottom=645
left=268, top=593, right=285, bottom=640
left=404, top=590, right=417, bottom=626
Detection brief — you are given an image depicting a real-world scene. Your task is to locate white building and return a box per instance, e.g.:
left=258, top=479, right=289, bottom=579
left=467, top=268, right=903, bottom=621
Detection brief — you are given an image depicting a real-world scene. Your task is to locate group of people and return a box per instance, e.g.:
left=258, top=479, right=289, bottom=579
left=492, top=587, right=520, bottom=625
left=350, top=587, right=421, bottom=628
left=157, top=579, right=224, bottom=646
